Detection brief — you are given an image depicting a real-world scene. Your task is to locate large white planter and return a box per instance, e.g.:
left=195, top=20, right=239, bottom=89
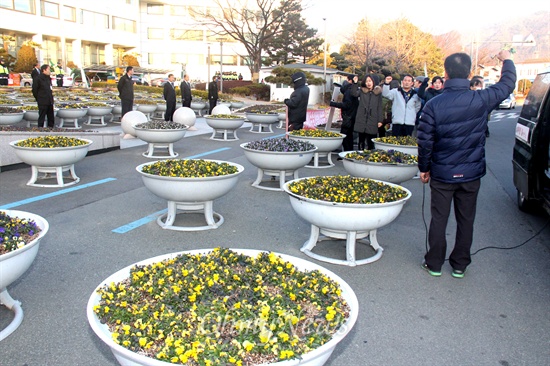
left=56, top=108, right=88, bottom=129
left=204, top=115, right=245, bottom=141
left=373, top=138, right=418, bottom=155
left=111, top=104, right=122, bottom=122
left=0, top=112, right=25, bottom=125
left=240, top=142, right=318, bottom=191
left=9, top=138, right=93, bottom=187
left=84, top=105, right=113, bottom=126
left=134, top=126, right=188, bottom=158
left=339, top=152, right=419, bottom=184
left=136, top=159, right=244, bottom=231
left=87, top=248, right=358, bottom=366
left=284, top=177, right=411, bottom=266
left=246, top=112, right=280, bottom=133
left=289, top=133, right=345, bottom=168
left=190, top=101, right=206, bottom=116
left=0, top=210, right=49, bottom=341
left=230, top=101, right=244, bottom=109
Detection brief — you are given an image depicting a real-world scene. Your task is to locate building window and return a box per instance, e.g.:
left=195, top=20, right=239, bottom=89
left=0, top=0, right=34, bottom=13
left=81, top=10, right=109, bottom=29
left=211, top=54, right=237, bottom=66
left=147, top=3, right=163, bottom=14
left=147, top=28, right=163, bottom=40
left=170, top=29, right=203, bottom=41
left=41, top=0, right=59, bottom=18
left=63, top=5, right=75, bottom=21
left=170, top=5, right=187, bottom=16
left=171, top=53, right=204, bottom=65
left=113, top=17, right=136, bottom=33
left=148, top=53, right=164, bottom=65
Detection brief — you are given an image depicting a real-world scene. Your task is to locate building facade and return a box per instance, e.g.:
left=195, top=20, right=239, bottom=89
left=0, top=0, right=251, bottom=81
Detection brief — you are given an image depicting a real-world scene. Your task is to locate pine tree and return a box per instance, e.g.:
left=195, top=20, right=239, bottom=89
left=13, top=45, right=38, bottom=73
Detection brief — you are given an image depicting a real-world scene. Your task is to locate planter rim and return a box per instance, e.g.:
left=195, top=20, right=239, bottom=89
left=289, top=133, right=346, bottom=140
left=204, top=115, right=245, bottom=120
left=0, top=210, right=49, bottom=262
left=136, top=159, right=244, bottom=181
left=134, top=126, right=189, bottom=131
left=372, top=138, right=417, bottom=148
left=8, top=138, right=93, bottom=151
left=240, top=142, right=318, bottom=154
left=283, top=176, right=412, bottom=208
left=87, top=248, right=358, bottom=366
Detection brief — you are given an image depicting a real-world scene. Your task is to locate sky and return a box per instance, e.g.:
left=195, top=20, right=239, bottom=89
left=301, top=0, right=550, bottom=52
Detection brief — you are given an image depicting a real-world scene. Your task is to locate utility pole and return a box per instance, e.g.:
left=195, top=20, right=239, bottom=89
left=217, top=38, right=224, bottom=93
left=323, top=18, right=327, bottom=103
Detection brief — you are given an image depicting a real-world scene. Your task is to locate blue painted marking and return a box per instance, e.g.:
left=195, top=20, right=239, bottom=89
left=185, top=147, right=231, bottom=159
left=112, top=209, right=167, bottom=233
left=0, top=178, right=117, bottom=210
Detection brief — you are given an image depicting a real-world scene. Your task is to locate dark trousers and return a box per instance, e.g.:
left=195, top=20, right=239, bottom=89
left=121, top=99, right=133, bottom=118
left=208, top=98, right=217, bottom=114
left=165, top=101, right=176, bottom=121
left=56, top=76, right=63, bottom=87
left=182, top=99, right=191, bottom=108
left=425, top=179, right=481, bottom=272
left=340, top=122, right=355, bottom=152
left=392, top=124, right=414, bottom=137
left=38, top=104, right=55, bottom=128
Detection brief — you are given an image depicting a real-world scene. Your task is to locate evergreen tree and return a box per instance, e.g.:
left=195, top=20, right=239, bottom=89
left=13, top=44, right=38, bottom=73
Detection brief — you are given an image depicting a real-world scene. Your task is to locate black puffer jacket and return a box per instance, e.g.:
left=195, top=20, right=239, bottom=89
left=284, top=72, right=310, bottom=125
left=351, top=74, right=383, bottom=135
left=331, top=81, right=359, bottom=120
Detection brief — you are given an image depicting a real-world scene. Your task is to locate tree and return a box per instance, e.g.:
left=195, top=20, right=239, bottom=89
left=376, top=18, right=444, bottom=77
left=263, top=66, right=324, bottom=86
left=190, top=0, right=301, bottom=82
left=13, top=44, right=38, bottom=73
left=264, top=9, right=323, bottom=65
left=342, top=19, right=382, bottom=75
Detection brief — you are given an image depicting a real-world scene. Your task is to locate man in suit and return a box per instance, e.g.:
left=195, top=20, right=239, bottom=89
left=208, top=76, right=218, bottom=114
left=163, top=74, right=176, bottom=121
left=31, top=62, right=41, bottom=81
left=180, top=74, right=192, bottom=108
left=117, top=66, right=134, bottom=118
left=32, top=64, right=55, bottom=128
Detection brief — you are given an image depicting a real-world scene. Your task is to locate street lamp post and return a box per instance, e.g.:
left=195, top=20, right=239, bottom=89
left=207, top=43, right=211, bottom=84
left=218, top=38, right=224, bottom=93
left=323, top=18, right=327, bottom=102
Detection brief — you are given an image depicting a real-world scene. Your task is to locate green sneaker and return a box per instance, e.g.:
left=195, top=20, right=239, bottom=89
left=421, top=262, right=441, bottom=277
left=451, top=269, right=466, bottom=278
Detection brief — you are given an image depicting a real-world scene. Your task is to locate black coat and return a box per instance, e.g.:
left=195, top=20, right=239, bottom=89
left=31, top=67, right=40, bottom=81
left=163, top=82, right=176, bottom=103
left=32, top=73, right=54, bottom=106
left=117, top=74, right=134, bottom=101
left=208, top=81, right=218, bottom=101
left=284, top=73, right=310, bottom=124
left=180, top=81, right=192, bottom=104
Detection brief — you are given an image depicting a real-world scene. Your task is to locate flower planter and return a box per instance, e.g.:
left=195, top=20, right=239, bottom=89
left=134, top=125, right=188, bottom=158
left=9, top=138, right=93, bottom=187
left=154, top=103, right=167, bottom=118
left=190, top=101, right=206, bottom=116
left=277, top=111, right=287, bottom=128
left=246, top=112, right=280, bottom=133
left=136, top=159, right=244, bottom=231
left=111, top=104, right=122, bottom=123
left=57, top=108, right=89, bottom=129
left=84, top=105, right=113, bottom=126
left=204, top=115, right=246, bottom=141
left=339, top=151, right=419, bottom=184
left=284, top=176, right=411, bottom=266
left=230, top=101, right=244, bottom=109
left=136, top=104, right=158, bottom=121
left=87, top=248, right=358, bottom=366
left=0, top=210, right=49, bottom=341
left=240, top=142, right=317, bottom=191
left=289, top=133, right=345, bottom=168
left=0, top=111, right=25, bottom=125
left=373, top=138, right=418, bottom=155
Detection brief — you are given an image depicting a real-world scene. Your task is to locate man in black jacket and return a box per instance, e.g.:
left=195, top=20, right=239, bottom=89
left=117, top=66, right=134, bottom=118
left=330, top=74, right=359, bottom=151
left=284, top=71, right=310, bottom=131
left=31, top=62, right=40, bottom=81
left=32, top=64, right=55, bottom=128
left=180, top=74, right=192, bottom=108
left=208, top=76, right=218, bottom=114
left=163, top=74, right=176, bottom=121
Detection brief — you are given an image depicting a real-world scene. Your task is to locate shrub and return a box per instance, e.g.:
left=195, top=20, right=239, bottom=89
left=13, top=45, right=38, bottom=73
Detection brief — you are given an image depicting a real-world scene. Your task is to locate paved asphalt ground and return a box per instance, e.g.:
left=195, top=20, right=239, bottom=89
left=1, top=108, right=549, bottom=366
